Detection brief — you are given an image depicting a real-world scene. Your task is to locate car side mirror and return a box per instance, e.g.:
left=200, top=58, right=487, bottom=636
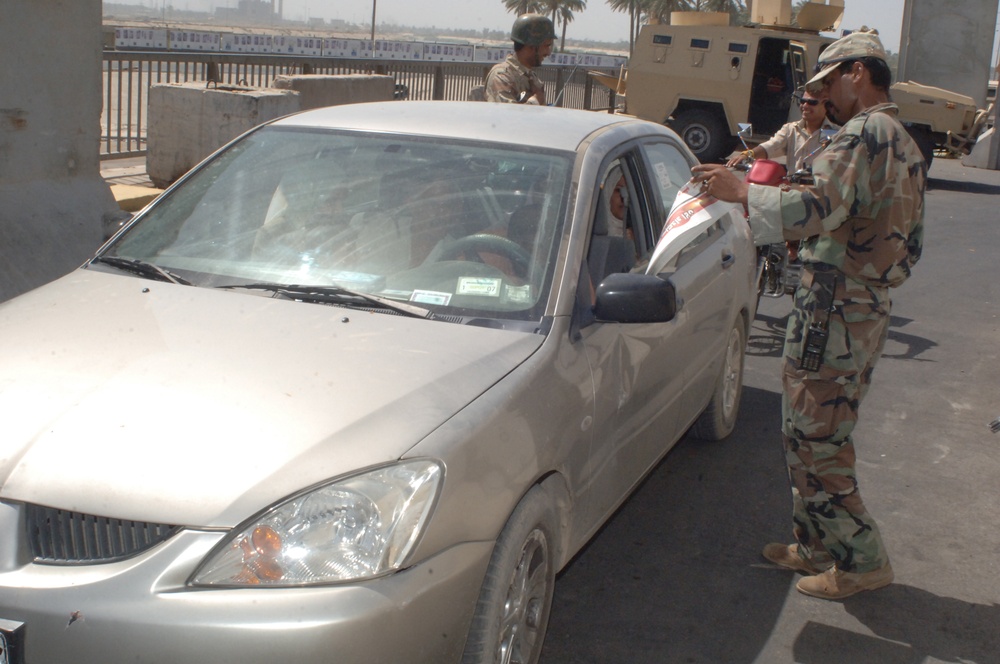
left=593, top=273, right=677, bottom=324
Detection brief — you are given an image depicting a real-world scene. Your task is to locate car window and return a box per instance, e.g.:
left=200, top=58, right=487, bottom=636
left=105, top=127, right=574, bottom=324
left=585, top=156, right=649, bottom=292
left=639, top=141, right=695, bottom=237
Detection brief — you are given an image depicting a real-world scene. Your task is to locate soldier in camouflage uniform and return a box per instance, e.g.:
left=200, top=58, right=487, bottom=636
left=691, top=30, right=926, bottom=600
left=485, top=14, right=555, bottom=105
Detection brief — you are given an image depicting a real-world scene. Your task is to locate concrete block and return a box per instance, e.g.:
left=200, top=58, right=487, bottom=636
left=962, top=126, right=997, bottom=169
left=146, top=83, right=300, bottom=188
left=271, top=74, right=395, bottom=111
left=110, top=184, right=163, bottom=212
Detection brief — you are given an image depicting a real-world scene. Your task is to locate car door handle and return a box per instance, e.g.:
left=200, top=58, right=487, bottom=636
left=721, top=252, right=736, bottom=269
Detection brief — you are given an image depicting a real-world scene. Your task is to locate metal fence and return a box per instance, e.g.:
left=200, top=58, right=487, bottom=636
left=101, top=51, right=622, bottom=159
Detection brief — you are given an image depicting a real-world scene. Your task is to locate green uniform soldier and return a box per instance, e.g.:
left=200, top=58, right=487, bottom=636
left=485, top=14, right=555, bottom=105
left=690, top=29, right=927, bottom=600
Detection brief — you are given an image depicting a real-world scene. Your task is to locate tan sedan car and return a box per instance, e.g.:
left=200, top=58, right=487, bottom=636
left=0, top=101, right=756, bottom=664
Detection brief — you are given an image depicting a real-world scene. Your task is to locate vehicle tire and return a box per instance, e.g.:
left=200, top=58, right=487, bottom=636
left=905, top=125, right=935, bottom=169
left=669, top=109, right=732, bottom=164
left=691, top=319, right=746, bottom=441
left=462, top=486, right=558, bottom=664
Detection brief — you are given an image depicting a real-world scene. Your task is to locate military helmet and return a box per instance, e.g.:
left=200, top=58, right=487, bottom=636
left=511, top=14, right=556, bottom=46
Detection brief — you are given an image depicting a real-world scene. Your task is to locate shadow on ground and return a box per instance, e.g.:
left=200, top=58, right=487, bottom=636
left=540, top=385, right=793, bottom=663
left=793, top=588, right=1000, bottom=664
left=926, top=177, right=1000, bottom=195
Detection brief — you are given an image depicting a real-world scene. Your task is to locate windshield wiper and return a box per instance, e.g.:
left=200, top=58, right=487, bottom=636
left=92, top=256, right=192, bottom=285
left=216, top=282, right=434, bottom=319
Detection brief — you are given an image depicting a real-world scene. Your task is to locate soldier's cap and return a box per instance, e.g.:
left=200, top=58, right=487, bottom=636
left=805, top=28, right=887, bottom=94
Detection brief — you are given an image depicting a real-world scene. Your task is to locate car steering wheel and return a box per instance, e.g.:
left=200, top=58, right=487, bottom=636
left=436, top=234, right=532, bottom=278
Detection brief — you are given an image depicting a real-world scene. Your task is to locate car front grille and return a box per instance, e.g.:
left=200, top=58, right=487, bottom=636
left=26, top=504, right=179, bottom=564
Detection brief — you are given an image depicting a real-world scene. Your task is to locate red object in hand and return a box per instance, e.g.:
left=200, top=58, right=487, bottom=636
left=745, top=159, right=787, bottom=186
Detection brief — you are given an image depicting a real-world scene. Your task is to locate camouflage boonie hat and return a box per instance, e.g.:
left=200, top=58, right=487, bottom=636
left=806, top=28, right=887, bottom=93
left=511, top=14, right=556, bottom=46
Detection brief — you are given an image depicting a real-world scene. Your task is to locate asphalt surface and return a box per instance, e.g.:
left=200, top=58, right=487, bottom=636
left=540, top=156, right=1000, bottom=664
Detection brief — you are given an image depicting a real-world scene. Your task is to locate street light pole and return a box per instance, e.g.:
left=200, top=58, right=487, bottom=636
left=371, top=0, right=377, bottom=46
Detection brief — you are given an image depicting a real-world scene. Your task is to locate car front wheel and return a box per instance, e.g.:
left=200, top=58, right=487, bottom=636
left=462, top=486, right=557, bottom=664
left=691, top=319, right=746, bottom=440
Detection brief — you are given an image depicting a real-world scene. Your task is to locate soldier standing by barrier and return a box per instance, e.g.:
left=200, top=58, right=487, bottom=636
left=690, top=29, right=927, bottom=600
left=484, top=14, right=555, bottom=105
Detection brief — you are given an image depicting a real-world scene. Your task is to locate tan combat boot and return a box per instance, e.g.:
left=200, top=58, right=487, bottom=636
left=796, top=563, right=894, bottom=599
left=762, top=543, right=824, bottom=575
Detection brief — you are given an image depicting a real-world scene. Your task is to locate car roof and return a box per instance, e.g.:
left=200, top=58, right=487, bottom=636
left=270, top=101, right=660, bottom=152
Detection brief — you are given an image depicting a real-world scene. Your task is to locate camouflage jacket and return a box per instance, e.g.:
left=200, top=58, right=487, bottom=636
left=748, top=103, right=926, bottom=288
left=485, top=54, right=544, bottom=105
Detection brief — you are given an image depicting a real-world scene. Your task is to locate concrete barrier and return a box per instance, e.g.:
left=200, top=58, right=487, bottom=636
left=270, top=74, right=395, bottom=110
left=146, top=82, right=300, bottom=188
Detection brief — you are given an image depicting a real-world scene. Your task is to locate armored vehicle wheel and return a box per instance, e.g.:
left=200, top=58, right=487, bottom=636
left=670, top=109, right=731, bottom=164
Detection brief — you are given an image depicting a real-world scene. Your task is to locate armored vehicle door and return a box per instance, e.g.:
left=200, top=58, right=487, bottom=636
left=789, top=41, right=809, bottom=101
left=747, top=37, right=795, bottom=137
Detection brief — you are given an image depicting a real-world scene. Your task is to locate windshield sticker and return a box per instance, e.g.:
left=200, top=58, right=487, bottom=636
left=503, top=284, right=532, bottom=304
left=457, top=277, right=502, bottom=297
left=410, top=289, right=452, bottom=306
left=654, top=161, right=672, bottom=189
left=379, top=289, right=413, bottom=300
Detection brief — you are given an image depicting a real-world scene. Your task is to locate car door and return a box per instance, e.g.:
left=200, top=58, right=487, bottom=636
left=573, top=147, right=690, bottom=530
left=639, top=139, right=738, bottom=420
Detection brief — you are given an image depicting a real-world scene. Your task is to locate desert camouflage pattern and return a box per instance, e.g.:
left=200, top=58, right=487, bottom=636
left=485, top=54, right=544, bottom=105
left=749, top=103, right=926, bottom=574
left=781, top=270, right=892, bottom=573
left=747, top=102, right=926, bottom=287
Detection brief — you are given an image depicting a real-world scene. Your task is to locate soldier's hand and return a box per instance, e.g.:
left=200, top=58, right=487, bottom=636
left=690, top=164, right=749, bottom=205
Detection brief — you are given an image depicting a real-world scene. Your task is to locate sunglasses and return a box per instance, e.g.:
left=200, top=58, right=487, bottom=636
left=797, top=97, right=821, bottom=106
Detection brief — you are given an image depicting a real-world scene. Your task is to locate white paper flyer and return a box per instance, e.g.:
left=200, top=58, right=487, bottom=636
left=646, top=181, right=740, bottom=275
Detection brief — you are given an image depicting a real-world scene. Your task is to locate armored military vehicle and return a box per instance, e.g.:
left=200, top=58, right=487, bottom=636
left=607, top=4, right=985, bottom=166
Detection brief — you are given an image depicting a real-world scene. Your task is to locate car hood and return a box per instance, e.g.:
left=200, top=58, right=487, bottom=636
left=0, top=270, right=543, bottom=528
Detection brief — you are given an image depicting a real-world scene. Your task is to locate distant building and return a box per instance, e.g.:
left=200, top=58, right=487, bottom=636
left=215, top=0, right=280, bottom=23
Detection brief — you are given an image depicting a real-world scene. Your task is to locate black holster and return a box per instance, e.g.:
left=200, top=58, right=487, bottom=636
left=798, top=270, right=838, bottom=371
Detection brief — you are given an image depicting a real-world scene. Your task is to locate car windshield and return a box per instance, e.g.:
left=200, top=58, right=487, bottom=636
left=101, top=126, right=573, bottom=323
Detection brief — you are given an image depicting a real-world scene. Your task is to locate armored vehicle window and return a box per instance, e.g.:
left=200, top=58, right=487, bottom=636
left=690, top=38, right=710, bottom=50
left=728, top=43, right=749, bottom=54
left=652, top=34, right=672, bottom=46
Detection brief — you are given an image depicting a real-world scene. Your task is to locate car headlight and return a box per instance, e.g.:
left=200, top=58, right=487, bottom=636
left=190, top=460, right=442, bottom=587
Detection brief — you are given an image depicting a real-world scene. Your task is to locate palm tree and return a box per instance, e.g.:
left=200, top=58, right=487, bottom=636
left=605, top=0, right=692, bottom=53
left=502, top=0, right=547, bottom=17
left=604, top=0, right=638, bottom=53
left=689, top=0, right=748, bottom=25
left=538, top=0, right=587, bottom=52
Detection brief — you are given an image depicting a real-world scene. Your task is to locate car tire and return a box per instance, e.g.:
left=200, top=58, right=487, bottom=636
left=461, top=486, right=558, bottom=664
left=691, top=319, right=746, bottom=441
left=670, top=109, right=732, bottom=164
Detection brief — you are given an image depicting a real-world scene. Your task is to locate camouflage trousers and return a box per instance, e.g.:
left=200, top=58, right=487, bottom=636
left=780, top=270, right=892, bottom=574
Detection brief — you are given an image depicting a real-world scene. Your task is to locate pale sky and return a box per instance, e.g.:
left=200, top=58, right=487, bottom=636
left=171, top=0, right=908, bottom=51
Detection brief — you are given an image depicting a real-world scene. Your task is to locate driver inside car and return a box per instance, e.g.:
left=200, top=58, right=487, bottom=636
left=345, top=175, right=470, bottom=274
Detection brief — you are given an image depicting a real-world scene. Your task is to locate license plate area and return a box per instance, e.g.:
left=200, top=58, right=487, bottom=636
left=0, top=619, right=25, bottom=664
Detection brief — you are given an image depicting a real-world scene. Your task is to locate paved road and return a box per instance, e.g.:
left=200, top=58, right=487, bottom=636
left=540, top=156, right=1000, bottom=664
